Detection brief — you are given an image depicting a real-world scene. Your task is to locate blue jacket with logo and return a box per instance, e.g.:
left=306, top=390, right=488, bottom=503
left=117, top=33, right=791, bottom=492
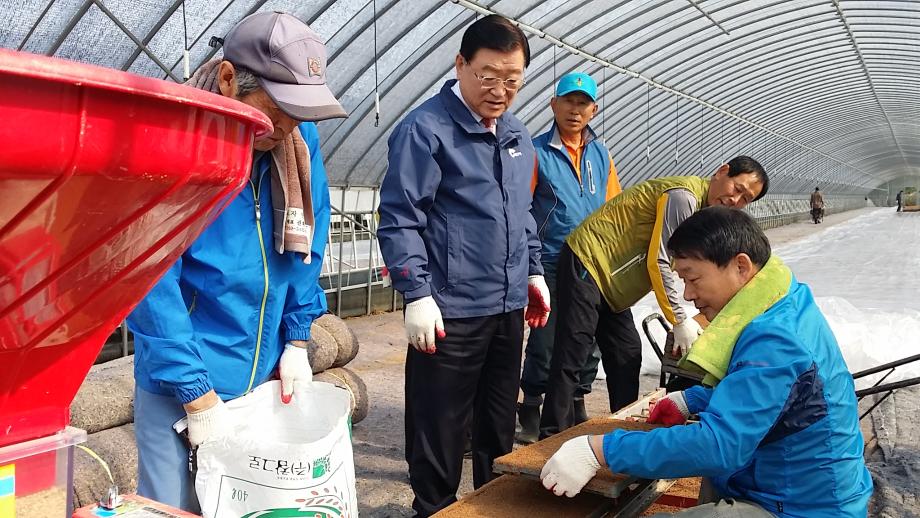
left=378, top=80, right=542, bottom=318
left=602, top=279, right=873, bottom=517
left=128, top=123, right=330, bottom=405
left=531, top=124, right=611, bottom=272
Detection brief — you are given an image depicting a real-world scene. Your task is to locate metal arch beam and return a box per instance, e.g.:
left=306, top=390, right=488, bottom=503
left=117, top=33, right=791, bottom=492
left=119, top=0, right=182, bottom=72
left=706, top=60, right=865, bottom=111
left=18, top=0, right=57, bottom=51
left=326, top=0, right=400, bottom=64
left=831, top=0, right=911, bottom=172
left=532, top=2, right=876, bottom=183
left=793, top=120, right=914, bottom=150
left=612, top=0, right=837, bottom=73
left=332, top=9, right=493, bottom=185
left=620, top=25, right=864, bottom=112
left=654, top=27, right=858, bottom=101
left=700, top=74, right=876, bottom=135
left=540, top=24, right=876, bottom=183
left=729, top=73, right=873, bottom=125
left=659, top=42, right=858, bottom=116
left=588, top=1, right=912, bottom=173
left=424, top=0, right=900, bottom=191
left=185, top=0, right=338, bottom=80
left=45, top=0, right=93, bottom=56
left=323, top=1, right=463, bottom=185
left=628, top=120, right=873, bottom=191
left=90, top=0, right=181, bottom=82
left=666, top=33, right=856, bottom=93
left=766, top=106, right=885, bottom=150
left=163, top=0, right=240, bottom=77
left=664, top=36, right=856, bottom=104
left=688, top=82, right=878, bottom=155
left=683, top=0, right=729, bottom=35
left=853, top=28, right=920, bottom=39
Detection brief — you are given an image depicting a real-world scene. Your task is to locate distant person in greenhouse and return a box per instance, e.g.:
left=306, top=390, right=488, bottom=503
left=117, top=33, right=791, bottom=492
left=810, top=186, right=824, bottom=224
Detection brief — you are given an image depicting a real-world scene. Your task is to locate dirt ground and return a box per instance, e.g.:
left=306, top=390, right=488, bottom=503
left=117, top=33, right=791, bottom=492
left=343, top=208, right=880, bottom=517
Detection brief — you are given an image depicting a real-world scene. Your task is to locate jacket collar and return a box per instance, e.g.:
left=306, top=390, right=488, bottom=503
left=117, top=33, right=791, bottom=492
left=440, top=80, right=522, bottom=146
left=548, top=122, right=598, bottom=151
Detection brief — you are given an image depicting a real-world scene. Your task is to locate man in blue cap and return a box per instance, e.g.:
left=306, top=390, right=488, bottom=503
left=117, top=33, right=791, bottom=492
left=516, top=71, right=623, bottom=443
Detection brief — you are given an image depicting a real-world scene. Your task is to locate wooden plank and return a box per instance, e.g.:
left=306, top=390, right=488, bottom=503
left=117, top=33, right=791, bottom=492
left=612, top=388, right=664, bottom=420
left=433, top=475, right=616, bottom=518
left=493, top=418, right=660, bottom=498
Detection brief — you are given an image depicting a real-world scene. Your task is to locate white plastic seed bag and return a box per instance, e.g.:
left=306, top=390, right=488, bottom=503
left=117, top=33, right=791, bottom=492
left=195, top=380, right=357, bottom=518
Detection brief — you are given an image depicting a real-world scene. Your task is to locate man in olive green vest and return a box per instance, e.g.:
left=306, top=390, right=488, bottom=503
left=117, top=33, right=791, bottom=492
left=539, top=156, right=768, bottom=438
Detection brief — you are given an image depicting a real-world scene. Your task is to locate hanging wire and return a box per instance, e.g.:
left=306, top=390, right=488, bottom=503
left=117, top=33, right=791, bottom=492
left=601, top=66, right=607, bottom=145
left=736, top=116, right=741, bottom=152
left=720, top=113, right=724, bottom=162
left=646, top=84, right=651, bottom=161
left=552, top=44, right=557, bottom=97
left=699, top=103, right=704, bottom=173
left=373, top=0, right=380, bottom=127
left=181, top=0, right=190, bottom=80
left=674, top=96, right=679, bottom=165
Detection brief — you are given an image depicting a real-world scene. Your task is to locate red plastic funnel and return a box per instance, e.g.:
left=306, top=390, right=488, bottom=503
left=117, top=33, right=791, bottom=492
left=0, top=49, right=272, bottom=447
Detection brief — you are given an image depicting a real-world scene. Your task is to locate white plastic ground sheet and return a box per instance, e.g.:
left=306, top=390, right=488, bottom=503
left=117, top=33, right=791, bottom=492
left=634, top=208, right=920, bottom=389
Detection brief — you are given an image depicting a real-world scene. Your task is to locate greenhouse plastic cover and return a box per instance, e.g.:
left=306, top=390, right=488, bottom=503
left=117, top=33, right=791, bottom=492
left=1, top=0, right=919, bottom=193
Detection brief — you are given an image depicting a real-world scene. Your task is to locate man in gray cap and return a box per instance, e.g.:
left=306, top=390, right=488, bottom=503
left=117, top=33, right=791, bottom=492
left=127, top=11, right=346, bottom=512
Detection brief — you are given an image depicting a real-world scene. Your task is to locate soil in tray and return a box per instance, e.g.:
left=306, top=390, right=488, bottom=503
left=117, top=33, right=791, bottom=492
left=433, top=475, right=613, bottom=518
left=494, top=418, right=658, bottom=496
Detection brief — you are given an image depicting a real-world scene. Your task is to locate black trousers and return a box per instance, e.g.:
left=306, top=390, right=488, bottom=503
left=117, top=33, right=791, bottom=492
left=405, top=309, right=524, bottom=517
left=540, top=244, right=642, bottom=438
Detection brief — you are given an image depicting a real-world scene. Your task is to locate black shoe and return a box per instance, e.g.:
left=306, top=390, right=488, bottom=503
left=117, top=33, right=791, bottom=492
left=574, top=398, right=589, bottom=425
left=515, top=403, right=540, bottom=444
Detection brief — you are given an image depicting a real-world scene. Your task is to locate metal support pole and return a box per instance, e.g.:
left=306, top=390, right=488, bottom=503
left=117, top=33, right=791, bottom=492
left=860, top=391, right=894, bottom=421
left=366, top=188, right=379, bottom=316
left=91, top=0, right=181, bottom=82
left=852, top=353, right=920, bottom=379
left=855, top=377, right=920, bottom=398
left=336, top=187, right=347, bottom=316
left=120, top=321, right=129, bottom=357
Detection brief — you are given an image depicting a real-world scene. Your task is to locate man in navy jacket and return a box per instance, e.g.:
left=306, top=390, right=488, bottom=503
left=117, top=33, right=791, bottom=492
left=377, top=14, right=550, bottom=517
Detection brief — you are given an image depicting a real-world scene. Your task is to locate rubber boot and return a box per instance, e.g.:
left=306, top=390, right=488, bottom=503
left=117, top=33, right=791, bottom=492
left=574, top=398, right=589, bottom=425
left=515, top=403, right=540, bottom=444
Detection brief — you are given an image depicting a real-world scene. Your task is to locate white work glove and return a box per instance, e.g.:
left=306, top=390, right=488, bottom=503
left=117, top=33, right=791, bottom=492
left=404, top=295, right=445, bottom=354
left=540, top=436, right=602, bottom=497
left=672, top=317, right=703, bottom=357
left=279, top=342, right=312, bottom=404
left=647, top=391, right=691, bottom=426
left=186, top=398, right=231, bottom=447
left=526, top=275, right=551, bottom=328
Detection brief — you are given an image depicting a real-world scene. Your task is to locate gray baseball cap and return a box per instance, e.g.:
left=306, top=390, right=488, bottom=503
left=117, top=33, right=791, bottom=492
left=223, top=11, right=347, bottom=121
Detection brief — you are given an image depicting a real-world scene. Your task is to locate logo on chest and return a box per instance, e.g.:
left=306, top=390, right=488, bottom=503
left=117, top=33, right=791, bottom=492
left=508, top=147, right=523, bottom=158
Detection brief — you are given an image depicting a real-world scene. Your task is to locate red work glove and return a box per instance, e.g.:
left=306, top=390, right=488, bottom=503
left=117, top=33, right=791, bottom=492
left=648, top=391, right=690, bottom=426
left=526, top=275, right=551, bottom=328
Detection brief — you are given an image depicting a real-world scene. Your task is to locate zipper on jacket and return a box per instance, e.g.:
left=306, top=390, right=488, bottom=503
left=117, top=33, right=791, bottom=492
left=187, top=291, right=197, bottom=314
left=245, top=169, right=271, bottom=393
left=611, top=253, right=646, bottom=277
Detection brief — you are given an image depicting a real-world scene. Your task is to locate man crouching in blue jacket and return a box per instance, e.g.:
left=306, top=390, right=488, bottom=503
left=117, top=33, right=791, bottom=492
left=126, top=12, right=346, bottom=513
left=377, top=14, right=551, bottom=518
left=540, top=207, right=873, bottom=517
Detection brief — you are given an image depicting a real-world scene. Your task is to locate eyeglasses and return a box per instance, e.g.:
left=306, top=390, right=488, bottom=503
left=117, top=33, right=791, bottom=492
left=465, top=62, right=525, bottom=92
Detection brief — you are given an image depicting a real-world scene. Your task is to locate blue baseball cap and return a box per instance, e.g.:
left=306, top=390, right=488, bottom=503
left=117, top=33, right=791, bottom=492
left=555, top=72, right=597, bottom=101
